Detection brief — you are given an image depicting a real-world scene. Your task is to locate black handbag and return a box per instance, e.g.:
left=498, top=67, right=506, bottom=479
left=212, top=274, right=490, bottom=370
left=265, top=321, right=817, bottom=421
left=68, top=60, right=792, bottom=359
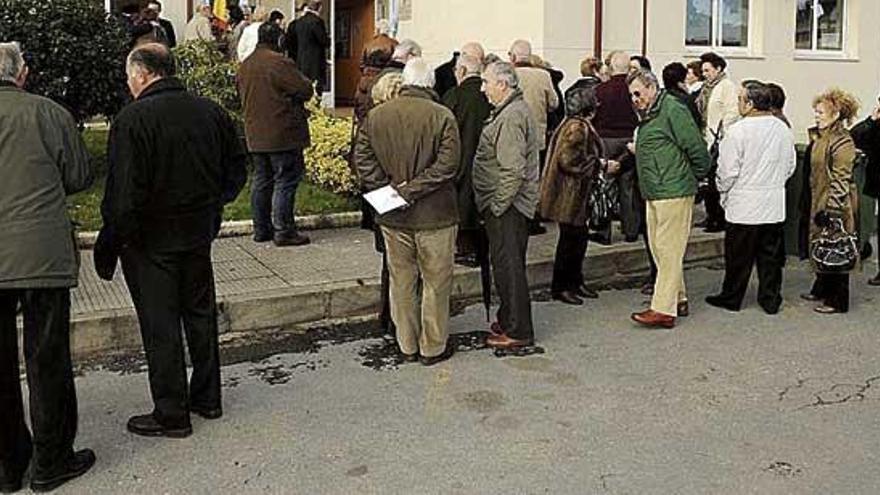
left=589, top=172, right=615, bottom=230
left=810, top=215, right=859, bottom=273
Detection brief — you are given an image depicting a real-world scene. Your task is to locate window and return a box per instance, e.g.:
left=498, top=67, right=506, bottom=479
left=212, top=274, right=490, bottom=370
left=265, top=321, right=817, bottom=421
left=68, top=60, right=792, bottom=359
left=796, top=0, right=845, bottom=51
left=686, top=0, right=750, bottom=49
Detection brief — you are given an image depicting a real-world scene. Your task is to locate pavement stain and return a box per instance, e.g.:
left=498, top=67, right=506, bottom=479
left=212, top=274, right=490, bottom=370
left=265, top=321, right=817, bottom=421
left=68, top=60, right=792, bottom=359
left=247, top=359, right=328, bottom=386
left=456, top=390, right=507, bottom=414
left=763, top=461, right=803, bottom=477
left=777, top=374, right=880, bottom=409
left=345, top=465, right=368, bottom=477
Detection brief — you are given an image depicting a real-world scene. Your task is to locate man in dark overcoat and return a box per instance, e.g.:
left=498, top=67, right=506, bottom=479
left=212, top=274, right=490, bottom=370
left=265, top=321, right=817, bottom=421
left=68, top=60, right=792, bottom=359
left=286, top=0, right=330, bottom=94
left=95, top=43, right=247, bottom=438
left=442, top=53, right=492, bottom=265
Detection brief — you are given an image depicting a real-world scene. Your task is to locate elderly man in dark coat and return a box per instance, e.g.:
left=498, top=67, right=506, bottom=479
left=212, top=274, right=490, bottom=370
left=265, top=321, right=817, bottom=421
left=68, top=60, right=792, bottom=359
left=851, top=99, right=880, bottom=285
left=442, top=53, right=492, bottom=265
left=286, top=0, right=330, bottom=94
left=0, top=41, right=96, bottom=493
left=96, top=43, right=247, bottom=438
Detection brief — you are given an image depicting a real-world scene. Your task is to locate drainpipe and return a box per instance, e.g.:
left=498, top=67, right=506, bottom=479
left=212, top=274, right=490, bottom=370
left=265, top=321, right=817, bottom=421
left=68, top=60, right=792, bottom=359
left=641, top=0, right=648, bottom=55
left=593, top=0, right=603, bottom=58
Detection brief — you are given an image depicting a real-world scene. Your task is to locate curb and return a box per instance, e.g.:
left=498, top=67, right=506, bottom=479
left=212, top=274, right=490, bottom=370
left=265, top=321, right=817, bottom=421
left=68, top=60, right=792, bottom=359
left=69, top=234, right=724, bottom=360
left=75, top=211, right=363, bottom=249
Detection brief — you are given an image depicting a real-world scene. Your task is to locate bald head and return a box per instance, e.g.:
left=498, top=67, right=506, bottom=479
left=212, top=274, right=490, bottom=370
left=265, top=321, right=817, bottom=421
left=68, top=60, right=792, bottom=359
left=126, top=43, right=175, bottom=98
left=461, top=42, right=485, bottom=62
left=509, top=39, right=532, bottom=64
left=608, top=51, right=630, bottom=75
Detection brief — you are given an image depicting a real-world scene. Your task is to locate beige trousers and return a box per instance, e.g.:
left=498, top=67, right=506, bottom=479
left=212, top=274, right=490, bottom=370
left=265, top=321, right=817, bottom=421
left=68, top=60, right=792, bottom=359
left=380, top=225, right=457, bottom=358
left=646, top=197, right=694, bottom=316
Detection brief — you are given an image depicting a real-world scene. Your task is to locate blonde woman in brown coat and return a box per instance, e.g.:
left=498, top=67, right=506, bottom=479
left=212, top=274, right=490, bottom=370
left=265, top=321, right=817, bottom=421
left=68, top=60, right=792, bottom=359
left=800, top=88, right=860, bottom=314
left=540, top=87, right=613, bottom=305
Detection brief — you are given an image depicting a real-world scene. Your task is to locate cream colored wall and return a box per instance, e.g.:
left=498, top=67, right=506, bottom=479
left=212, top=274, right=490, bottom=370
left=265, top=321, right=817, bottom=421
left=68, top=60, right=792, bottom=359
left=396, top=0, right=546, bottom=68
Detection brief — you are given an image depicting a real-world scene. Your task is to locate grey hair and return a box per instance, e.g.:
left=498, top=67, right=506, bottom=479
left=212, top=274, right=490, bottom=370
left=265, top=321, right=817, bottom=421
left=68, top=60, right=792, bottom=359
left=402, top=58, right=435, bottom=88
left=456, top=54, right=483, bottom=77
left=608, top=50, right=630, bottom=75
left=486, top=61, right=519, bottom=90
left=392, top=39, right=422, bottom=61
left=509, top=39, right=532, bottom=63
left=626, top=69, right=659, bottom=89
left=0, top=42, right=25, bottom=83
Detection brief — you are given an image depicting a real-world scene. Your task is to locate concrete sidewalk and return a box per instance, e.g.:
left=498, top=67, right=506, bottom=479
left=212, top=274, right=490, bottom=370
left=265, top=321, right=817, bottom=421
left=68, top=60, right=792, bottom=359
left=70, top=226, right=725, bottom=359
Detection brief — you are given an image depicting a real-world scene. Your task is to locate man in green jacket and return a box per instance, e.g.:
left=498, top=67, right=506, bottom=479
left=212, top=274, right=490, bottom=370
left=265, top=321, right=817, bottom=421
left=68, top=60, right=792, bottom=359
left=354, top=58, right=461, bottom=366
left=473, top=61, right=541, bottom=348
left=0, top=42, right=96, bottom=492
left=627, top=69, right=711, bottom=329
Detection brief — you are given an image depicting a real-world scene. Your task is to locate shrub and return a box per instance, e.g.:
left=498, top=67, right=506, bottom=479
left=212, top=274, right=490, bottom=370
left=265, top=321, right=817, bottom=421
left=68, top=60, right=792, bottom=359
left=0, top=0, right=129, bottom=123
left=174, top=40, right=242, bottom=122
left=173, top=41, right=358, bottom=195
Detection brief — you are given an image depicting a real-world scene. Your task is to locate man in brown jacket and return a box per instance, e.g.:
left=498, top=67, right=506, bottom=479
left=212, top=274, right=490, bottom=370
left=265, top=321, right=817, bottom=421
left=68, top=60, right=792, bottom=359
left=238, top=23, right=314, bottom=246
left=354, top=58, right=461, bottom=366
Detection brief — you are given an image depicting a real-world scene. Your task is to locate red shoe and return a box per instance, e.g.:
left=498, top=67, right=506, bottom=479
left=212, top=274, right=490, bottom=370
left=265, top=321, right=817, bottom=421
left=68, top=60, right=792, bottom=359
left=486, top=333, right=532, bottom=349
left=631, top=309, right=676, bottom=329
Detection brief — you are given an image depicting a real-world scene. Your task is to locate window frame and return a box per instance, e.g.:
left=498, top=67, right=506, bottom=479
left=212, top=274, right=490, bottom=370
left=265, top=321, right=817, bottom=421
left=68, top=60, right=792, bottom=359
left=794, top=0, right=848, bottom=55
left=685, top=0, right=753, bottom=54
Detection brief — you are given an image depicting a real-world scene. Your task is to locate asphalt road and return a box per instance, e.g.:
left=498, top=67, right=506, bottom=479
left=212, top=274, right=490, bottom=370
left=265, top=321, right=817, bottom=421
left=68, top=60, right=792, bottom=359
left=20, top=260, right=880, bottom=494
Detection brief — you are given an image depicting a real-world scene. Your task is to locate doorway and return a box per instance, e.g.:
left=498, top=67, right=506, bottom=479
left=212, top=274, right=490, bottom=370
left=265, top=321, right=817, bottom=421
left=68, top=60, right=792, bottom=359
left=333, top=0, right=375, bottom=107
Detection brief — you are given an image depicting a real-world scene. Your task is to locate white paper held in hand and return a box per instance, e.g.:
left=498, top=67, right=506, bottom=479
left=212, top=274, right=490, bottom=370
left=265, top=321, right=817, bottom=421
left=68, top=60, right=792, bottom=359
left=363, top=185, right=409, bottom=215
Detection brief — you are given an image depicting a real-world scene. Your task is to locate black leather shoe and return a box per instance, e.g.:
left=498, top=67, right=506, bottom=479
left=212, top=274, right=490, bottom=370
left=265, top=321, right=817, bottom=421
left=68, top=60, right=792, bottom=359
left=127, top=414, right=192, bottom=438
left=191, top=406, right=223, bottom=420
left=624, top=235, right=639, bottom=243
left=800, top=293, right=821, bottom=302
left=588, top=233, right=612, bottom=246
left=552, top=291, right=584, bottom=305
left=273, top=233, right=311, bottom=247
left=420, top=346, right=455, bottom=366
left=401, top=353, right=419, bottom=363
left=869, top=273, right=880, bottom=287
left=576, top=285, right=599, bottom=299
left=30, top=449, right=96, bottom=493
left=253, top=233, right=272, bottom=243
left=705, top=295, right=739, bottom=312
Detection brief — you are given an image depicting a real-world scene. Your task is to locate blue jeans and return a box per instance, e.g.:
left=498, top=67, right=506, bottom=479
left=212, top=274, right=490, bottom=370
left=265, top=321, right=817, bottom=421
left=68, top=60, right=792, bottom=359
left=251, top=150, right=305, bottom=238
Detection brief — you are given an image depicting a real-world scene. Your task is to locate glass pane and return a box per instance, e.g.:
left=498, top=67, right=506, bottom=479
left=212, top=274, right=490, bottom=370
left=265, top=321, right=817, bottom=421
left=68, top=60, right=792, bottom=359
left=686, top=0, right=713, bottom=46
left=795, top=0, right=814, bottom=50
left=720, top=0, right=749, bottom=47
left=816, top=0, right=844, bottom=50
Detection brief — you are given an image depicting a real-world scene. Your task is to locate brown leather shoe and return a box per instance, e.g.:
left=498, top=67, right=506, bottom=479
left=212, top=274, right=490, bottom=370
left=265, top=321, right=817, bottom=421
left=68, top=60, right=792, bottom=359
left=486, top=333, right=532, bottom=349
left=631, top=309, right=675, bottom=329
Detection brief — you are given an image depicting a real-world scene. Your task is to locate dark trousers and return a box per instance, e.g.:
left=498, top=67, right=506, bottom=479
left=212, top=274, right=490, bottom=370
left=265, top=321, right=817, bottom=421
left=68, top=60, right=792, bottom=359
left=252, top=149, right=306, bottom=239
left=714, top=222, right=785, bottom=312
left=121, top=245, right=220, bottom=427
left=811, top=273, right=850, bottom=313
left=484, top=208, right=534, bottom=341
left=551, top=224, right=590, bottom=293
left=703, top=180, right=727, bottom=228
left=0, top=289, right=77, bottom=478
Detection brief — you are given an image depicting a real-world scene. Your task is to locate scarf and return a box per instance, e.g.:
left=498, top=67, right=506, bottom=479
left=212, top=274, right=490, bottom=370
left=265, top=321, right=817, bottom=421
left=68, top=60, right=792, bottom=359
left=697, top=71, right=727, bottom=120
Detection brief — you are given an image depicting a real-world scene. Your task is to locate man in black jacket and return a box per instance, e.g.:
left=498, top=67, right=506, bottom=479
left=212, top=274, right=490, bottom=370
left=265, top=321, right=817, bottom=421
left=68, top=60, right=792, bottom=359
left=851, top=98, right=880, bottom=285
left=95, top=43, right=247, bottom=438
left=147, top=1, right=177, bottom=48
left=286, top=0, right=330, bottom=94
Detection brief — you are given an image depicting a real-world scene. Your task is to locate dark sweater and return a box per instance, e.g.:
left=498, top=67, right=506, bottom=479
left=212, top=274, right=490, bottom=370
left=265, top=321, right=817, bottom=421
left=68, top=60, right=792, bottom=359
left=593, top=74, right=639, bottom=139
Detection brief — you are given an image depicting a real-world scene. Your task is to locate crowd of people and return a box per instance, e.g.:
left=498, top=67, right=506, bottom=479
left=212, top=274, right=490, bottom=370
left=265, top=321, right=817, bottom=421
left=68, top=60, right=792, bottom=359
left=1, top=0, right=879, bottom=490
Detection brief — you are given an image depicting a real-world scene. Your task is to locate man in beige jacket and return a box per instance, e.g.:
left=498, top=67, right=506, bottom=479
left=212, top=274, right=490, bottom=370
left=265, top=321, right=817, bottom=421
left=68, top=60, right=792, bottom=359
left=509, top=39, right=558, bottom=153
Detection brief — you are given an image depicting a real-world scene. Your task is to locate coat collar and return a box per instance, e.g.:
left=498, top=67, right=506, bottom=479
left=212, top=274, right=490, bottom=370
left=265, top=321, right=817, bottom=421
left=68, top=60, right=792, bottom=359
left=460, top=75, right=482, bottom=89
left=0, top=80, right=20, bottom=91
left=490, top=89, right=524, bottom=117
left=640, top=90, right=668, bottom=124
left=399, top=85, right=439, bottom=102
left=136, top=77, right=186, bottom=101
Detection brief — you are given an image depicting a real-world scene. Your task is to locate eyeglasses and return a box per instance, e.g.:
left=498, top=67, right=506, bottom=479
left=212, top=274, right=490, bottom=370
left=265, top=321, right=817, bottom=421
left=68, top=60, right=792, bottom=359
left=630, top=91, right=642, bottom=99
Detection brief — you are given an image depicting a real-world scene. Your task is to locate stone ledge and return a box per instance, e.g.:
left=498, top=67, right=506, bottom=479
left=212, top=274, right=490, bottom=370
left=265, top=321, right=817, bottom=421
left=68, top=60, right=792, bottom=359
left=70, top=234, right=724, bottom=360
left=75, top=212, right=363, bottom=249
